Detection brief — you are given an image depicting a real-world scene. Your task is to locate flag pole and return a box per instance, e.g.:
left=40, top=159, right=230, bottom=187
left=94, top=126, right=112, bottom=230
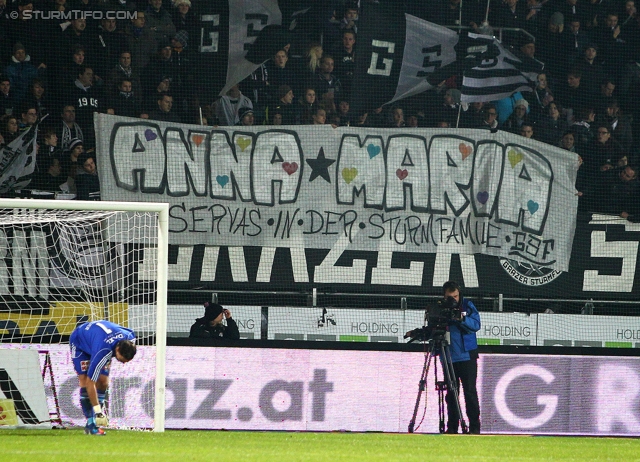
left=456, top=103, right=462, bottom=128
left=484, top=0, right=490, bottom=24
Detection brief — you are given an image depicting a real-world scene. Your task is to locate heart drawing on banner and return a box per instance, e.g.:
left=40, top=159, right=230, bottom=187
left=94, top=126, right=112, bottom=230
left=396, top=169, right=408, bottom=180
left=192, top=134, right=204, bottom=147
left=459, top=143, right=472, bottom=160
left=236, top=137, right=252, bottom=152
left=527, top=200, right=539, bottom=214
left=342, top=168, right=358, bottom=184
left=282, top=162, right=298, bottom=175
left=477, top=191, right=489, bottom=204
left=144, top=129, right=157, bottom=141
left=367, top=144, right=381, bottom=159
left=216, top=175, right=229, bottom=188
left=508, top=149, right=524, bottom=168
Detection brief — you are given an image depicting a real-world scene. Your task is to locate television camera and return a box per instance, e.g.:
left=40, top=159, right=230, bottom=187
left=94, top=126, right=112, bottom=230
left=404, top=296, right=464, bottom=344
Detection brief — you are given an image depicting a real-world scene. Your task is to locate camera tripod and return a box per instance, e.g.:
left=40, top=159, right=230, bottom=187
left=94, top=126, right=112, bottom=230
left=408, top=330, right=468, bottom=434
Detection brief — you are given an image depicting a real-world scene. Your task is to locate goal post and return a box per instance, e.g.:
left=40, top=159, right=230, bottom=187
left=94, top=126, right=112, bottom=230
left=0, top=199, right=168, bottom=432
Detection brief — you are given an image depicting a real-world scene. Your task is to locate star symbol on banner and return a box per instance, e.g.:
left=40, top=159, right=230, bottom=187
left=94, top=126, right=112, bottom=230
left=306, top=147, right=335, bottom=183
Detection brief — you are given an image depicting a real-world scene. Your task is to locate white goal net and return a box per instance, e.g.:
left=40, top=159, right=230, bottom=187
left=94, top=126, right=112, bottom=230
left=0, top=199, right=168, bottom=432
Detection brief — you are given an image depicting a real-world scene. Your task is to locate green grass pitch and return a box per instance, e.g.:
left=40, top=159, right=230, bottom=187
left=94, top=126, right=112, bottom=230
left=2, top=429, right=640, bottom=462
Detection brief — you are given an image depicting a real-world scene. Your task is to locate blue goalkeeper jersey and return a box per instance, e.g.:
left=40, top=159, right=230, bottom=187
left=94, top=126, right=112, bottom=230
left=70, top=321, right=136, bottom=381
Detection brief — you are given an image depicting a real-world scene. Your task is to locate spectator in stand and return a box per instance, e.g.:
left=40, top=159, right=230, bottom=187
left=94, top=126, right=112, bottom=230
left=145, top=0, right=177, bottom=43
left=431, top=0, right=481, bottom=28
left=75, top=152, right=100, bottom=201
left=108, top=79, right=144, bottom=118
left=264, top=85, right=297, bottom=125
left=4, top=42, right=41, bottom=105
left=65, top=66, right=103, bottom=150
left=298, top=42, right=323, bottom=83
left=560, top=19, right=591, bottom=75
left=600, top=98, right=633, bottom=155
left=90, top=18, right=127, bottom=79
left=622, top=0, right=638, bottom=28
left=32, top=128, right=62, bottom=190
left=477, top=104, right=499, bottom=130
left=313, top=55, right=342, bottom=103
left=18, top=104, right=38, bottom=131
left=490, top=0, right=528, bottom=47
left=389, top=107, right=405, bottom=128
left=585, top=124, right=626, bottom=177
left=123, top=11, right=158, bottom=75
left=311, top=108, right=327, bottom=125
left=560, top=130, right=579, bottom=154
left=213, top=84, right=253, bottom=126
left=0, top=115, right=19, bottom=144
left=297, top=87, right=318, bottom=124
left=571, top=106, right=596, bottom=152
left=61, top=137, right=84, bottom=194
left=57, top=105, right=83, bottom=152
left=3, top=1, right=46, bottom=69
left=0, top=76, right=16, bottom=116
left=189, top=302, right=240, bottom=340
left=573, top=44, right=608, bottom=98
left=106, top=51, right=141, bottom=96
left=171, top=0, right=199, bottom=44
left=520, top=122, right=535, bottom=139
left=460, top=101, right=485, bottom=128
left=59, top=18, right=92, bottom=65
left=556, top=69, right=590, bottom=121
left=333, top=30, right=356, bottom=98
left=503, top=99, right=531, bottom=134
left=406, top=112, right=420, bottom=128
left=592, top=12, right=626, bottom=81
left=536, top=101, right=569, bottom=145
left=142, top=41, right=178, bottom=96
left=595, top=165, right=640, bottom=221
left=30, top=156, right=65, bottom=193
left=555, top=0, right=589, bottom=25
left=594, top=78, right=616, bottom=113
left=236, top=108, right=255, bottom=127
left=525, top=72, right=554, bottom=123
left=433, top=88, right=461, bottom=128
left=536, top=12, right=565, bottom=79
left=145, top=75, right=172, bottom=113
left=336, top=98, right=355, bottom=126
left=148, top=93, right=182, bottom=123
left=25, top=79, right=51, bottom=119
left=494, top=91, right=527, bottom=126
left=523, top=0, right=545, bottom=37
left=265, top=49, right=295, bottom=98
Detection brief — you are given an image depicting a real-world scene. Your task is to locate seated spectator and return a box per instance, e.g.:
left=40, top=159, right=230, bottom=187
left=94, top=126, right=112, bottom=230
left=297, top=87, right=318, bottom=124
left=503, top=99, right=531, bottom=134
left=560, top=130, right=578, bottom=153
left=599, top=98, right=633, bottom=155
left=148, top=93, right=182, bottom=123
left=406, top=112, right=420, bottom=128
left=4, top=42, right=40, bottom=105
left=75, top=152, right=100, bottom=201
left=189, top=301, right=240, bottom=340
left=311, top=108, right=327, bottom=125
left=38, top=129, right=63, bottom=165
left=29, top=156, right=65, bottom=193
left=265, top=49, right=295, bottom=98
left=145, top=75, right=172, bottom=112
left=535, top=102, right=569, bottom=145
left=213, top=84, right=253, bottom=126
left=236, top=107, right=254, bottom=126
left=594, top=78, right=616, bottom=114
left=520, top=122, right=535, bottom=139
left=336, top=98, right=355, bottom=126
left=18, top=104, right=38, bottom=131
left=389, top=107, right=405, bottom=128
left=0, top=76, right=15, bottom=116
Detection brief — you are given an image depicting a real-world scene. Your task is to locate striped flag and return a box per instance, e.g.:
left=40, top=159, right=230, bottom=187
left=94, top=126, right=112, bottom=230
left=460, top=33, right=542, bottom=103
left=0, top=121, right=39, bottom=194
left=352, top=3, right=541, bottom=109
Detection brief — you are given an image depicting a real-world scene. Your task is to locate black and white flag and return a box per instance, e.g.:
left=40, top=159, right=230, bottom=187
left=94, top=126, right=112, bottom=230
left=352, top=3, right=540, bottom=110
left=0, top=123, right=39, bottom=194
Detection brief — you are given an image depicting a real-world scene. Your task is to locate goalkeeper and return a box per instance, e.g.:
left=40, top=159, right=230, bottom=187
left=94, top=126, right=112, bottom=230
left=69, top=320, right=137, bottom=435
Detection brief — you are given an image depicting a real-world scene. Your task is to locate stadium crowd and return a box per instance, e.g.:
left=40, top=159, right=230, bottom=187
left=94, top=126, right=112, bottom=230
left=0, top=0, right=638, bottom=219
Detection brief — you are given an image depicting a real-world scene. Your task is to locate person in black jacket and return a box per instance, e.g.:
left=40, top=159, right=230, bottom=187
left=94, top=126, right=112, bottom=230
left=189, top=301, right=240, bottom=340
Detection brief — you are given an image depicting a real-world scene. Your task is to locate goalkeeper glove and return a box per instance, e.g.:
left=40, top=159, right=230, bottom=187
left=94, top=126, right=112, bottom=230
left=93, top=405, right=109, bottom=427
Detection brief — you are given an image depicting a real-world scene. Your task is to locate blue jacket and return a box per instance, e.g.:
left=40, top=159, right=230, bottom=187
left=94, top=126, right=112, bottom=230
left=447, top=297, right=481, bottom=363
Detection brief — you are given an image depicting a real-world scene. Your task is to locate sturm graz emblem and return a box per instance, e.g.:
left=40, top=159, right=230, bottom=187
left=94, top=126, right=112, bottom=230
left=500, top=258, right=563, bottom=286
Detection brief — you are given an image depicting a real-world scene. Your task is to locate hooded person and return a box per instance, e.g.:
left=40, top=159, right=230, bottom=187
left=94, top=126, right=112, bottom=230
left=189, top=301, right=240, bottom=339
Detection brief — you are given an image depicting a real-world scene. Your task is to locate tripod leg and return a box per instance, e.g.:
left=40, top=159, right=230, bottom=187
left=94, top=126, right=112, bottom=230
left=408, top=346, right=434, bottom=433
left=441, top=345, right=468, bottom=434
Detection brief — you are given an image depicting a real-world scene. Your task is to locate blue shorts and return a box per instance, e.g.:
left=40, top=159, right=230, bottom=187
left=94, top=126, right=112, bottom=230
left=70, top=343, right=112, bottom=377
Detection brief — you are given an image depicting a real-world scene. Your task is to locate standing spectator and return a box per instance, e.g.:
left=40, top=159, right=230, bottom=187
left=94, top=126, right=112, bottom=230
left=525, top=72, right=554, bottom=122
left=555, top=69, right=590, bottom=119
left=599, top=98, right=633, bottom=154
left=3, top=1, right=46, bottom=68
left=148, top=93, right=182, bottom=123
left=333, top=30, right=356, bottom=98
left=62, top=137, right=84, bottom=194
left=503, top=99, right=531, bottom=133
left=145, top=0, right=176, bottom=43
left=57, top=105, right=83, bottom=152
left=264, top=85, right=297, bottom=125
left=573, top=45, right=608, bottom=97
left=171, top=0, right=199, bottom=42
left=107, top=79, right=144, bottom=118
left=561, top=19, right=591, bottom=72
left=460, top=101, right=485, bottom=128
left=311, top=108, right=327, bottom=125
left=4, top=43, right=40, bottom=105
left=536, top=12, right=565, bottom=79
left=213, top=84, right=253, bottom=126
left=536, top=102, right=569, bottom=145
left=592, top=12, right=626, bottom=81
left=491, top=0, right=528, bottom=47
left=236, top=108, right=255, bottom=127
left=123, top=11, right=158, bottom=75
left=90, top=18, right=127, bottom=79
left=65, top=66, right=102, bottom=150
left=18, top=104, right=38, bottom=131
left=520, top=122, right=535, bottom=139
left=336, top=98, right=355, bottom=126
left=75, top=152, right=100, bottom=201
left=476, top=104, right=499, bottom=130
left=59, top=18, right=92, bottom=65
left=106, top=51, right=142, bottom=96
left=0, top=115, right=19, bottom=144
left=297, top=87, right=318, bottom=124
left=571, top=106, right=596, bottom=152
left=389, top=107, right=405, bottom=128
left=24, top=79, right=51, bottom=119
left=584, top=124, right=626, bottom=179
left=433, top=88, right=461, bottom=128
left=265, top=49, right=295, bottom=97
left=313, top=55, right=342, bottom=103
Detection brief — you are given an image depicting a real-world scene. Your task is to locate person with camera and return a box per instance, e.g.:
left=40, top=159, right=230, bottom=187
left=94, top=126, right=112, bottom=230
left=440, top=280, right=481, bottom=434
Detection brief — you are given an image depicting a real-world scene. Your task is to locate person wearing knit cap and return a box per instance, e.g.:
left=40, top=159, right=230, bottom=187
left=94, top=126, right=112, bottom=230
left=189, top=301, right=240, bottom=339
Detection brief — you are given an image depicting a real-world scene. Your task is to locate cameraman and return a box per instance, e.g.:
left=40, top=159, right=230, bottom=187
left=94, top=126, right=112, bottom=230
left=441, top=281, right=481, bottom=434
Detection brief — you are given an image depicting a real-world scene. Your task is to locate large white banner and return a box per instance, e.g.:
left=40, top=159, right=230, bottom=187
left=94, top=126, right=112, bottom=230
left=96, top=115, right=580, bottom=270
